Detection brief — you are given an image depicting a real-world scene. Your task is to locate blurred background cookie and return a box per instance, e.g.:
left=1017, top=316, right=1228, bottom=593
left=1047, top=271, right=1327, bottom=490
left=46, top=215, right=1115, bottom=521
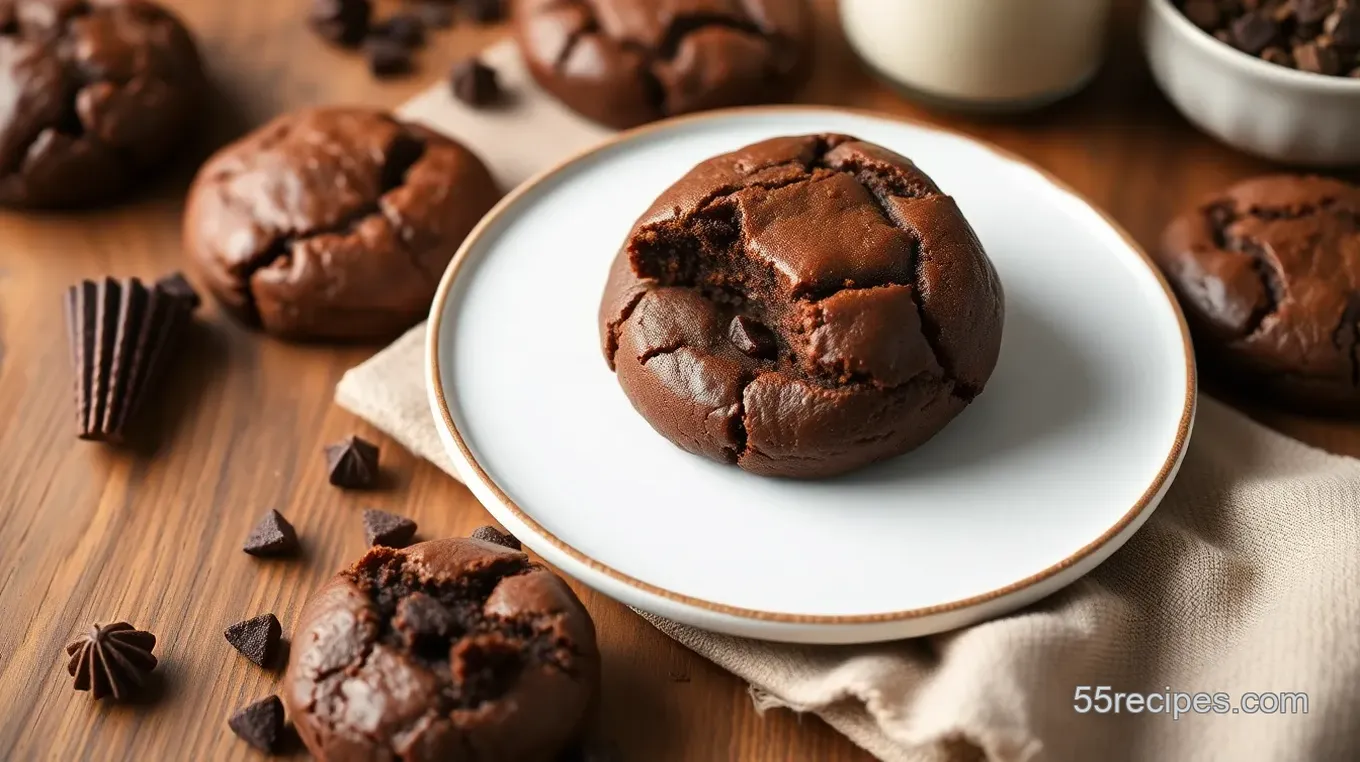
left=0, top=0, right=204, bottom=208
left=1159, top=174, right=1360, bottom=413
left=511, top=0, right=811, bottom=129
left=183, top=107, right=500, bottom=342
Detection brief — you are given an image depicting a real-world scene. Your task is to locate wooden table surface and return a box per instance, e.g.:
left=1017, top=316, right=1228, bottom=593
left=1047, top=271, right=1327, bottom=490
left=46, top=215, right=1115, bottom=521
left=3, top=1, right=1360, bottom=760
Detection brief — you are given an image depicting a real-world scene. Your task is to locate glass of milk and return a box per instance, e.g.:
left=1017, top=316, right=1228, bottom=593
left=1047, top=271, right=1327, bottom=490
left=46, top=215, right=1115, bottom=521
left=840, top=0, right=1115, bottom=112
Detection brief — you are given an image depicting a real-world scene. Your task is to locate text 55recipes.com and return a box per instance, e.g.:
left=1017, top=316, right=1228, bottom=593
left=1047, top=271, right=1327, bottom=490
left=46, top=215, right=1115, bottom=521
left=1073, top=686, right=1309, bottom=721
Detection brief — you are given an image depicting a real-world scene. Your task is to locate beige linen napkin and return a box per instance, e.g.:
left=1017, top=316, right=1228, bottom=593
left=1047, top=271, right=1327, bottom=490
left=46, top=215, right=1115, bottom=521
left=337, top=42, right=1360, bottom=761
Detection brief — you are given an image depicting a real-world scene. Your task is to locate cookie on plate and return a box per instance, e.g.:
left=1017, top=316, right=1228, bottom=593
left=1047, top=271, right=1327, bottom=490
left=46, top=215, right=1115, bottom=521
left=512, top=0, right=811, bottom=129
left=0, top=0, right=204, bottom=208
left=599, top=134, right=1005, bottom=479
left=283, top=537, right=599, bottom=762
left=183, top=107, right=500, bottom=341
left=1159, top=174, right=1360, bottom=413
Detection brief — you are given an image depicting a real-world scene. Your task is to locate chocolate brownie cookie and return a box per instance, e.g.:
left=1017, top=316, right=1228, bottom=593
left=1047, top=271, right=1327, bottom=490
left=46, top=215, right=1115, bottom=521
left=511, top=0, right=811, bottom=129
left=284, top=538, right=599, bottom=762
left=600, top=134, right=1005, bottom=479
left=183, top=108, right=500, bottom=341
left=1159, top=175, right=1360, bottom=413
left=0, top=0, right=204, bottom=208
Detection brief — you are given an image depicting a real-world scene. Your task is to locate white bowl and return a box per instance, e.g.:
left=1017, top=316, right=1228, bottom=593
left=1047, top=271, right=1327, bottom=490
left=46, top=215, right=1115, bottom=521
left=1143, top=0, right=1360, bottom=166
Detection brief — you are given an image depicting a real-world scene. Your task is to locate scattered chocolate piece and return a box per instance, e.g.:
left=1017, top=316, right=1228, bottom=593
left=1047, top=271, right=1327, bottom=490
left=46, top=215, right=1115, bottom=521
left=1178, top=0, right=1360, bottom=76
left=243, top=510, right=299, bottom=557
left=410, top=1, right=456, bottom=28
left=363, top=509, right=417, bottom=547
left=65, top=275, right=198, bottom=443
left=310, top=0, right=371, bottom=47
left=460, top=0, right=503, bottom=23
left=394, top=591, right=456, bottom=646
left=325, top=436, right=380, bottom=489
left=469, top=524, right=521, bottom=550
left=224, top=614, right=283, bottom=668
left=154, top=272, right=202, bottom=310
left=229, top=695, right=288, bottom=753
left=373, top=13, right=426, bottom=48
left=366, top=38, right=414, bottom=78
left=727, top=315, right=776, bottom=360
left=65, top=622, right=157, bottom=701
left=450, top=57, right=502, bottom=106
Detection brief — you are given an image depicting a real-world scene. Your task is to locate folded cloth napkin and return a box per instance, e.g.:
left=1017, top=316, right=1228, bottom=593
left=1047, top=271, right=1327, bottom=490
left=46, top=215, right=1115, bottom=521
left=338, top=42, right=1360, bottom=762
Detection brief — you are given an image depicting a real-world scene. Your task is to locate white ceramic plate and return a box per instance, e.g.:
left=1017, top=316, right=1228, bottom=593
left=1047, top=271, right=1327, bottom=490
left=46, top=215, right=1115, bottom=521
left=428, top=107, right=1195, bottom=644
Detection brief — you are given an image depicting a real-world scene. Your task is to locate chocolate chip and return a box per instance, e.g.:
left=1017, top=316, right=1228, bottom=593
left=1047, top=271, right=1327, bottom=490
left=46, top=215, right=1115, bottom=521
left=459, top=0, right=503, bottom=23
left=469, top=525, right=521, bottom=550
left=366, top=38, right=414, bottom=78
left=1232, top=11, right=1280, bottom=52
left=65, top=622, right=157, bottom=701
left=363, top=508, right=417, bottom=547
left=1183, top=0, right=1222, bottom=29
left=1294, top=40, right=1343, bottom=72
left=728, top=315, right=776, bottom=359
left=228, top=695, right=287, bottom=753
left=154, top=272, right=201, bottom=310
left=243, top=509, right=299, bottom=557
left=394, top=592, right=456, bottom=646
left=325, top=435, right=379, bottom=488
left=373, top=13, right=425, bottom=48
left=224, top=613, right=282, bottom=668
left=450, top=57, right=501, bottom=106
left=310, top=0, right=371, bottom=48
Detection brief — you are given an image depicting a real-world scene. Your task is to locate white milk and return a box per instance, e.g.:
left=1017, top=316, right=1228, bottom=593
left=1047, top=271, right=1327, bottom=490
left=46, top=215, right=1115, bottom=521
left=840, top=0, right=1115, bottom=110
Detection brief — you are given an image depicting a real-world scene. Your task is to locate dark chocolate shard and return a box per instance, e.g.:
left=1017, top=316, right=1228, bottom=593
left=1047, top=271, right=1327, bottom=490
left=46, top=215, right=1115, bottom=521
left=65, top=622, right=158, bottom=701
left=469, top=524, right=521, bottom=550
left=325, top=436, right=380, bottom=488
left=228, top=695, right=287, bottom=753
left=154, top=272, right=202, bottom=309
left=64, top=274, right=198, bottom=442
left=372, top=13, right=426, bottom=48
left=309, top=0, right=371, bottom=47
left=224, top=613, right=282, bottom=668
left=363, top=508, right=417, bottom=547
left=243, top=510, right=299, bottom=557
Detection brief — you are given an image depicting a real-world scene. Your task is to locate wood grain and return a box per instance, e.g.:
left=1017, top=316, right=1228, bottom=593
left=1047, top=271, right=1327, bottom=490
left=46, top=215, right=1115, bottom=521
left=0, top=1, right=1353, bottom=760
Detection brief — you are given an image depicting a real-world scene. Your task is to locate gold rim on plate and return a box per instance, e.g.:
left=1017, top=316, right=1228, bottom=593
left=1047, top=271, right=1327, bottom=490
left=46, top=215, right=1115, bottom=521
left=426, top=104, right=1197, bottom=625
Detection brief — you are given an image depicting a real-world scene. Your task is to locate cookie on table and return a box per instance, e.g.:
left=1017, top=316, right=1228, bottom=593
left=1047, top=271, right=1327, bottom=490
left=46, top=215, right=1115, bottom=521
left=599, top=134, right=1005, bottom=479
left=1159, top=175, right=1360, bottom=413
left=0, top=0, right=204, bottom=208
left=511, top=0, right=812, bottom=129
left=283, top=537, right=599, bottom=762
left=183, top=107, right=500, bottom=342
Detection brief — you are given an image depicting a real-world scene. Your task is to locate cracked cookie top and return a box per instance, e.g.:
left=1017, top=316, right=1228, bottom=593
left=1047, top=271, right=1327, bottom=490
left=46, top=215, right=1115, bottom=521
left=599, top=134, right=1004, bottom=478
left=283, top=538, right=600, bottom=762
left=183, top=107, right=501, bottom=342
left=512, top=0, right=810, bottom=129
left=0, top=0, right=203, bottom=207
left=1160, top=175, right=1360, bottom=410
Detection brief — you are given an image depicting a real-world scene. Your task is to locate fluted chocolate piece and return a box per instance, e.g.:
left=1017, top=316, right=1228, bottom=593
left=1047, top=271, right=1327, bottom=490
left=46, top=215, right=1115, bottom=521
left=65, top=622, right=158, bottom=701
left=64, top=275, right=200, bottom=442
